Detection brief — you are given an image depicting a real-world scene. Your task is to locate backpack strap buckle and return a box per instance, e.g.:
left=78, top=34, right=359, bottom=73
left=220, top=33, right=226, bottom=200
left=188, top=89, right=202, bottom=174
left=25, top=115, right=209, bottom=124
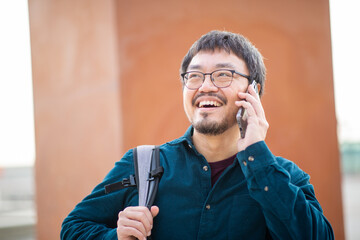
left=104, top=175, right=136, bottom=194
left=147, top=166, right=164, bottom=181
left=121, top=175, right=136, bottom=187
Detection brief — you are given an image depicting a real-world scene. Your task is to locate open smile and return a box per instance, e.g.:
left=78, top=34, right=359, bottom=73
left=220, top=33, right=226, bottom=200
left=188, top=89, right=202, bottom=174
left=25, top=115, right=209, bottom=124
left=198, top=100, right=222, bottom=108
left=192, top=93, right=227, bottom=109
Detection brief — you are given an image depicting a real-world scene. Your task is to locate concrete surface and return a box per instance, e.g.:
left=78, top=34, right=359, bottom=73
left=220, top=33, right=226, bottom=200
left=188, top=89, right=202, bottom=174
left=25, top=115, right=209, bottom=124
left=0, top=167, right=36, bottom=239
left=343, top=174, right=360, bottom=240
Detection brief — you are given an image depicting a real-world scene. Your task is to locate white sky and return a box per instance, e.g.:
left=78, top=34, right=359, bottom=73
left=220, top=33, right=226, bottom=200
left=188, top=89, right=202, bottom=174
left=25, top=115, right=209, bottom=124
left=0, top=0, right=359, bottom=167
left=330, top=0, right=360, bottom=142
left=0, top=0, right=35, bottom=168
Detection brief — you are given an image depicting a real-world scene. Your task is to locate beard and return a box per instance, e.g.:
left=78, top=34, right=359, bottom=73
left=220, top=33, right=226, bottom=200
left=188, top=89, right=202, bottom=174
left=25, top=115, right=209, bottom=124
left=189, top=92, right=238, bottom=136
left=192, top=112, right=236, bottom=136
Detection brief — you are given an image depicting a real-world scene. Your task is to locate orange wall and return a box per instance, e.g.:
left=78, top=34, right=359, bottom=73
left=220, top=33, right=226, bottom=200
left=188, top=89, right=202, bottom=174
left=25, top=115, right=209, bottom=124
left=29, top=0, right=344, bottom=239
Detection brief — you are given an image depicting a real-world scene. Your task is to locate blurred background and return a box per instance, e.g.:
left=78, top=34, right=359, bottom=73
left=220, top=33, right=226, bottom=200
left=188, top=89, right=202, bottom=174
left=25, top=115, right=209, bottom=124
left=0, top=0, right=359, bottom=239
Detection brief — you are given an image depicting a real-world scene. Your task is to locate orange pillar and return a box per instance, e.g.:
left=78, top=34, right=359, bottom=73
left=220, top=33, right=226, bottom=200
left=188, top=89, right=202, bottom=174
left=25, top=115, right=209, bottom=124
left=28, top=1, right=122, bottom=239
left=29, top=0, right=344, bottom=239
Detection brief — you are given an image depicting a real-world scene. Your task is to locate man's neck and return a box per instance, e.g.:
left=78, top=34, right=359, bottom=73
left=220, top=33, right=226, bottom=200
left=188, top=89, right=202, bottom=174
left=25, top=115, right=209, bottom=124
left=192, top=125, right=239, bottom=163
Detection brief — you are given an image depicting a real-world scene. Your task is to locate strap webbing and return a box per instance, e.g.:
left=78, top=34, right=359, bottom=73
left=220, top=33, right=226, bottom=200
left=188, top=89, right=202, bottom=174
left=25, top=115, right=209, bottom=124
left=135, top=145, right=156, bottom=207
left=104, top=145, right=163, bottom=212
left=104, top=175, right=136, bottom=194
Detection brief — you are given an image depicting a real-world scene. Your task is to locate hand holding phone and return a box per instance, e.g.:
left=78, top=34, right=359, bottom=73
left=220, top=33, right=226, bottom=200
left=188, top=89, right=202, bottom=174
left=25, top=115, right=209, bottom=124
left=236, top=80, right=259, bottom=138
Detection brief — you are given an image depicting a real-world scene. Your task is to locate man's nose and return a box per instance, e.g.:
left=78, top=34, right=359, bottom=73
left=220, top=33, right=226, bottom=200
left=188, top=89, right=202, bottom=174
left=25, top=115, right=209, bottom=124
left=198, top=75, right=218, bottom=92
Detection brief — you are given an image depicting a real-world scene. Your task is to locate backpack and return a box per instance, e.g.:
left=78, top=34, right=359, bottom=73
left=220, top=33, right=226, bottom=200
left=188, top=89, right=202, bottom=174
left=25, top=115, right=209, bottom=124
left=104, top=145, right=164, bottom=209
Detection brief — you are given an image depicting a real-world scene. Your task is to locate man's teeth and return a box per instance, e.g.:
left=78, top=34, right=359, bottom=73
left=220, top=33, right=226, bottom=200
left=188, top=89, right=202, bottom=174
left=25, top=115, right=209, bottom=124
left=198, top=101, right=222, bottom=108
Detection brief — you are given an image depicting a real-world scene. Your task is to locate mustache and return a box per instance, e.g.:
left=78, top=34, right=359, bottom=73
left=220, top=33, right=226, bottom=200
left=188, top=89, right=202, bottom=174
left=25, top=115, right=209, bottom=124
left=192, top=92, right=227, bottom=106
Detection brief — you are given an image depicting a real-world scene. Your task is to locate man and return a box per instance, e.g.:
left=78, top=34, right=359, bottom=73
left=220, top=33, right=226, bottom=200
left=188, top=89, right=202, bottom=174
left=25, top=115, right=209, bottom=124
left=61, top=30, right=334, bottom=239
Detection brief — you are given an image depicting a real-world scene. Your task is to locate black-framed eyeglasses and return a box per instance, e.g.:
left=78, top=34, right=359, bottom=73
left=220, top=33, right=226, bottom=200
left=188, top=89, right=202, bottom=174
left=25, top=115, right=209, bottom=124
left=181, top=69, right=250, bottom=90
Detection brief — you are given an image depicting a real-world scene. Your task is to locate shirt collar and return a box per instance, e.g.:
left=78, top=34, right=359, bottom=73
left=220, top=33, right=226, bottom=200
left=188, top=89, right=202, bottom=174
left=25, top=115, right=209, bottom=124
left=167, top=125, right=194, bottom=146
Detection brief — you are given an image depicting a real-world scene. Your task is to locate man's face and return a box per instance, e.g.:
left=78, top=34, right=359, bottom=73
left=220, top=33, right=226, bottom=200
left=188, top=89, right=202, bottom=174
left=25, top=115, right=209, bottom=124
left=183, top=49, right=250, bottom=135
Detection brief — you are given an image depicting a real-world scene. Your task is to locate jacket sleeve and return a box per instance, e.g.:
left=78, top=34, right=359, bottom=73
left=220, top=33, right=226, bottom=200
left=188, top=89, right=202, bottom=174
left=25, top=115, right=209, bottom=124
left=60, top=149, right=138, bottom=240
left=237, top=141, right=334, bottom=240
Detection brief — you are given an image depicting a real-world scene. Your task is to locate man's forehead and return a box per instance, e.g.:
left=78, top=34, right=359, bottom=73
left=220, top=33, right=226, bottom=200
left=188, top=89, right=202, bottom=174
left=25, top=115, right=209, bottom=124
left=187, top=50, right=245, bottom=71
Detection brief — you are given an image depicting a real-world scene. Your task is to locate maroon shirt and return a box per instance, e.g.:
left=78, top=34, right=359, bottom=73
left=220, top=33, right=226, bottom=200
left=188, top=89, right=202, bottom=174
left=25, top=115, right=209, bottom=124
left=208, top=154, right=236, bottom=186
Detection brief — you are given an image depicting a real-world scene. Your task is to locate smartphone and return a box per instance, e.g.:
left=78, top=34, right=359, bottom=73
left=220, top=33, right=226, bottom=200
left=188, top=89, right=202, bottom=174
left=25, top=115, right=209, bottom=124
left=236, top=80, right=259, bottom=138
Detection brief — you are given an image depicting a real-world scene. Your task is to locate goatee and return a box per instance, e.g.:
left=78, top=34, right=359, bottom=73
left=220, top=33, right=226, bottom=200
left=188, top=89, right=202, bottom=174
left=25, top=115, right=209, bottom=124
left=193, top=113, right=231, bottom=136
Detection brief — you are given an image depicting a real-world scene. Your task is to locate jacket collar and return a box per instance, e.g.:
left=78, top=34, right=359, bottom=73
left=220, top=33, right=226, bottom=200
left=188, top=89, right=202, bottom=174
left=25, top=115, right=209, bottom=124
left=167, top=126, right=194, bottom=146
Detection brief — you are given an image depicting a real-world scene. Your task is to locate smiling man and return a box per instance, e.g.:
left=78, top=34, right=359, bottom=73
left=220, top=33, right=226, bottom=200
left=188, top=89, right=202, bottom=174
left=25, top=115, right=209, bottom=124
left=61, top=30, right=334, bottom=240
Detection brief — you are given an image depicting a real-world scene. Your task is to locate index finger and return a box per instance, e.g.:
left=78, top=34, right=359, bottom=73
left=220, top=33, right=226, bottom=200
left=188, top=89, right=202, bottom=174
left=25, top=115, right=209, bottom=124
left=238, top=87, right=265, bottom=119
left=122, top=206, right=154, bottom=229
left=133, top=206, right=154, bottom=224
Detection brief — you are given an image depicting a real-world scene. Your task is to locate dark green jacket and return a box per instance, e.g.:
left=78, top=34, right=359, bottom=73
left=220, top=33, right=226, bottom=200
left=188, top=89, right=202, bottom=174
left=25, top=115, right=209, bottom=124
left=61, top=126, right=334, bottom=239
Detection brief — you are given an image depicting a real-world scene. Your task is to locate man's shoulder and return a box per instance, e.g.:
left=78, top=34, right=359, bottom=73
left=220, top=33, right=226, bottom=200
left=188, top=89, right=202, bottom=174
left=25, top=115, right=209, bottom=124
left=275, top=156, right=309, bottom=184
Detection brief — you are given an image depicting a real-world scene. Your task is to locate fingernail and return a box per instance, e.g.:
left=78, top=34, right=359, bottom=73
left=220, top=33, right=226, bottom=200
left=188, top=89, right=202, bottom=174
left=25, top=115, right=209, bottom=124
left=147, top=231, right=151, bottom=236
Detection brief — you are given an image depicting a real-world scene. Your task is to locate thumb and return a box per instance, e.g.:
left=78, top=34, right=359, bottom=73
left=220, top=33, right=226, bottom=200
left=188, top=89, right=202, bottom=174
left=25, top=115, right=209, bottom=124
left=150, top=206, right=159, bottom=218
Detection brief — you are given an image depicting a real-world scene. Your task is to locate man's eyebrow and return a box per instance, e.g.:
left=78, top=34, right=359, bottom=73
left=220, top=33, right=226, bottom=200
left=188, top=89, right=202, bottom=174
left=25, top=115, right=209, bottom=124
left=187, top=64, right=202, bottom=71
left=187, top=63, right=237, bottom=71
left=215, top=63, right=237, bottom=69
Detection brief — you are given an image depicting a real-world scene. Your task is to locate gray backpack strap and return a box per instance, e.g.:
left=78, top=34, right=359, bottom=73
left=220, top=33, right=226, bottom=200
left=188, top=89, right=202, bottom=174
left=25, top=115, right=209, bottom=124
left=104, top=145, right=163, bottom=210
left=134, top=145, right=155, bottom=207
left=134, top=145, right=163, bottom=208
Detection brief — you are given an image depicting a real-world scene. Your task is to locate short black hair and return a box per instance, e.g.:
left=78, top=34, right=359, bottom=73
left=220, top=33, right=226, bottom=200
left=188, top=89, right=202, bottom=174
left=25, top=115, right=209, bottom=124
left=180, top=30, right=266, bottom=96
